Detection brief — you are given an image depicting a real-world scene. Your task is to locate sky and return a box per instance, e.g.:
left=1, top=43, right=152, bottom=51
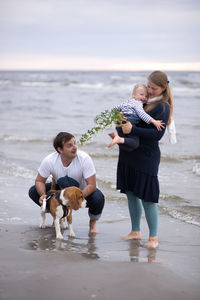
left=0, top=0, right=200, bottom=71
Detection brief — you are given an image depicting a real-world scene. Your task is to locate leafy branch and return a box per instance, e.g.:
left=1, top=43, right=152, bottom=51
left=78, top=109, right=124, bottom=145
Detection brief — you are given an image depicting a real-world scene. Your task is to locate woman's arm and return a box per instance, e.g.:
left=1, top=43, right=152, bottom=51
left=123, top=103, right=170, bottom=142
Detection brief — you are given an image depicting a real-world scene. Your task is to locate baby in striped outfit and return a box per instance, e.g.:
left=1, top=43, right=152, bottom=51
left=114, top=84, right=162, bottom=130
left=108, top=84, right=164, bottom=150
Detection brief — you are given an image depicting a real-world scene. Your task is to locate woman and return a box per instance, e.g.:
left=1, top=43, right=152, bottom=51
left=110, top=71, right=174, bottom=248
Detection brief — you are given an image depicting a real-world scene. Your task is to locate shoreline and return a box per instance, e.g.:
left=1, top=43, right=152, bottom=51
left=0, top=212, right=200, bottom=300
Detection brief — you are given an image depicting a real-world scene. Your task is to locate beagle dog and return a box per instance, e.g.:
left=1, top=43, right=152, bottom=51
left=40, top=180, right=86, bottom=239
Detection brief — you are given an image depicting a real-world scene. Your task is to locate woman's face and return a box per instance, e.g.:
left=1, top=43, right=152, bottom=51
left=147, top=80, right=164, bottom=98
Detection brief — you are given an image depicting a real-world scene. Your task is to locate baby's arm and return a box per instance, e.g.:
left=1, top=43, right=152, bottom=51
left=150, top=119, right=165, bottom=131
left=134, top=102, right=164, bottom=130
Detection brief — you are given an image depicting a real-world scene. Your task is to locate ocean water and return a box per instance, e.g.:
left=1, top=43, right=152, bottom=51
left=0, top=70, right=200, bottom=229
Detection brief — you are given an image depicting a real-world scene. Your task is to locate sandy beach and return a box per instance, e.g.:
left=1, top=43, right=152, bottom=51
left=0, top=208, right=200, bottom=300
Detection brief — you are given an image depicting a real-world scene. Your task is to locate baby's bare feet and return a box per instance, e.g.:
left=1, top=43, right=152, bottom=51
left=108, top=132, right=116, bottom=139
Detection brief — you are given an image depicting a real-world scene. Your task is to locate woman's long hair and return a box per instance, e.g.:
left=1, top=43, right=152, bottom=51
left=145, top=71, right=173, bottom=125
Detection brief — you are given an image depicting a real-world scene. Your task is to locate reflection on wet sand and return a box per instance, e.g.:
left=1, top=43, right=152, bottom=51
left=26, top=226, right=164, bottom=264
left=128, top=240, right=164, bottom=263
left=27, top=228, right=100, bottom=259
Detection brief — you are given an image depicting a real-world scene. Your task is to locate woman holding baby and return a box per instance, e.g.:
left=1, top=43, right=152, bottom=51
left=109, top=70, right=175, bottom=249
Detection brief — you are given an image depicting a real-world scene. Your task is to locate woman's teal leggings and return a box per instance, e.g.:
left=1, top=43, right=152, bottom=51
left=126, top=191, right=158, bottom=237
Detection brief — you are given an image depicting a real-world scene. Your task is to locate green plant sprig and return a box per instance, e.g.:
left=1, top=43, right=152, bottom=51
left=78, top=109, right=124, bottom=146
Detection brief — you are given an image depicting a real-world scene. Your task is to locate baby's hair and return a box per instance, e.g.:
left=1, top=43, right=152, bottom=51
left=132, top=84, right=147, bottom=96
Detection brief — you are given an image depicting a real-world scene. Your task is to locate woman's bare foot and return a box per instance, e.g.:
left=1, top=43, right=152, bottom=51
left=122, top=231, right=142, bottom=240
left=143, top=236, right=158, bottom=249
left=89, top=220, right=98, bottom=234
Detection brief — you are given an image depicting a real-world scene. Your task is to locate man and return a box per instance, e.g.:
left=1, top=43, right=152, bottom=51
left=29, top=132, right=105, bottom=233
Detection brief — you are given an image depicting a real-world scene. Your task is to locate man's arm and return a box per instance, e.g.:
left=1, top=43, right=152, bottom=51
left=82, top=174, right=96, bottom=198
left=35, top=173, right=48, bottom=204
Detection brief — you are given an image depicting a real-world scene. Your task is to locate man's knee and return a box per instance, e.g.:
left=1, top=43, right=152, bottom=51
left=86, top=188, right=105, bottom=214
left=28, top=185, right=37, bottom=200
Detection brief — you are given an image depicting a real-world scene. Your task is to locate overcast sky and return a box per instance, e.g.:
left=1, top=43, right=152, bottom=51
left=0, top=0, right=200, bottom=70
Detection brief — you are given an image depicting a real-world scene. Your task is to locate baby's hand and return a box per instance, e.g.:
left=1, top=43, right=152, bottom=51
left=151, top=119, right=165, bottom=131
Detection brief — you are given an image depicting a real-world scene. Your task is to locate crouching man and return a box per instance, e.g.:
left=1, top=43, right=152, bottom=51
left=29, top=132, right=105, bottom=233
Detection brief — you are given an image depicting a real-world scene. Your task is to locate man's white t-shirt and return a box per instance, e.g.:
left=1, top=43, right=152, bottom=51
left=38, top=150, right=96, bottom=190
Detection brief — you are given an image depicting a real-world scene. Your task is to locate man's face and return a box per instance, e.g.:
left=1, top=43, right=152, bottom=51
left=58, top=137, right=77, bottom=160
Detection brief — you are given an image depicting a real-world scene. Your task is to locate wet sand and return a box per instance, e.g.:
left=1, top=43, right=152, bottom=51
left=0, top=212, right=200, bottom=300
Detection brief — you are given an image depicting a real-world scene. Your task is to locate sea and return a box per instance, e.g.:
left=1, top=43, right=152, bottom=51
left=0, top=70, right=200, bottom=250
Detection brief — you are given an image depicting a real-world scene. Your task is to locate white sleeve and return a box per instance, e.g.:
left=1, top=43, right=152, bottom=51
left=38, top=156, right=51, bottom=179
left=82, top=155, right=96, bottom=179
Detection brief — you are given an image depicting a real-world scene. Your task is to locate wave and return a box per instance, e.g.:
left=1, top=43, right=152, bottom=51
left=91, top=152, right=200, bottom=162
left=0, top=160, right=36, bottom=179
left=159, top=193, right=182, bottom=201
left=159, top=205, right=200, bottom=227
left=0, top=78, right=132, bottom=90
left=161, top=156, right=181, bottom=163
left=0, top=134, right=50, bottom=143
left=89, top=152, right=118, bottom=159
left=161, top=154, right=200, bottom=162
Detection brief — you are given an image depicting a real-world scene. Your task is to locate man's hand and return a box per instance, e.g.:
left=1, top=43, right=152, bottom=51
left=39, top=194, right=47, bottom=205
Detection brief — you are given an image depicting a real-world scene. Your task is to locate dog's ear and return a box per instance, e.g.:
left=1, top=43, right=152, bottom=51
left=67, top=189, right=81, bottom=210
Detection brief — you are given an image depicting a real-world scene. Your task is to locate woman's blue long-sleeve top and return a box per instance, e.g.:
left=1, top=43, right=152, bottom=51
left=118, top=102, right=170, bottom=177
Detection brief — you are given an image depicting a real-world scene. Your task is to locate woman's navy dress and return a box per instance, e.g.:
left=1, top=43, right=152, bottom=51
left=117, top=102, right=170, bottom=203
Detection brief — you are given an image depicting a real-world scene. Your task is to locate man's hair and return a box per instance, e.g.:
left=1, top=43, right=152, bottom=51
left=53, top=132, right=74, bottom=153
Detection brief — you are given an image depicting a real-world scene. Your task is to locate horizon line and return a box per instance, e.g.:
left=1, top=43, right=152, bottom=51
left=0, top=68, right=200, bottom=72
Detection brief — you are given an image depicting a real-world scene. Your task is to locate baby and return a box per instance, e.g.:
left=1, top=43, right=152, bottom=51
left=108, top=84, right=164, bottom=149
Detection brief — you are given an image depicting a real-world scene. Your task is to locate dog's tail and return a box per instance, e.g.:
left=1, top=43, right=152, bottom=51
left=51, top=177, right=57, bottom=190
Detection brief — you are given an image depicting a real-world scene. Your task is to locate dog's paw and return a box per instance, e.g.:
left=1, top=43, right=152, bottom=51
left=56, top=233, right=64, bottom=240
left=40, top=223, right=46, bottom=229
left=69, top=231, right=76, bottom=238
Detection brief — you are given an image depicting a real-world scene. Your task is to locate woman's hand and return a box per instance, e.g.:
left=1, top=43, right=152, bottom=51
left=121, top=121, right=133, bottom=134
